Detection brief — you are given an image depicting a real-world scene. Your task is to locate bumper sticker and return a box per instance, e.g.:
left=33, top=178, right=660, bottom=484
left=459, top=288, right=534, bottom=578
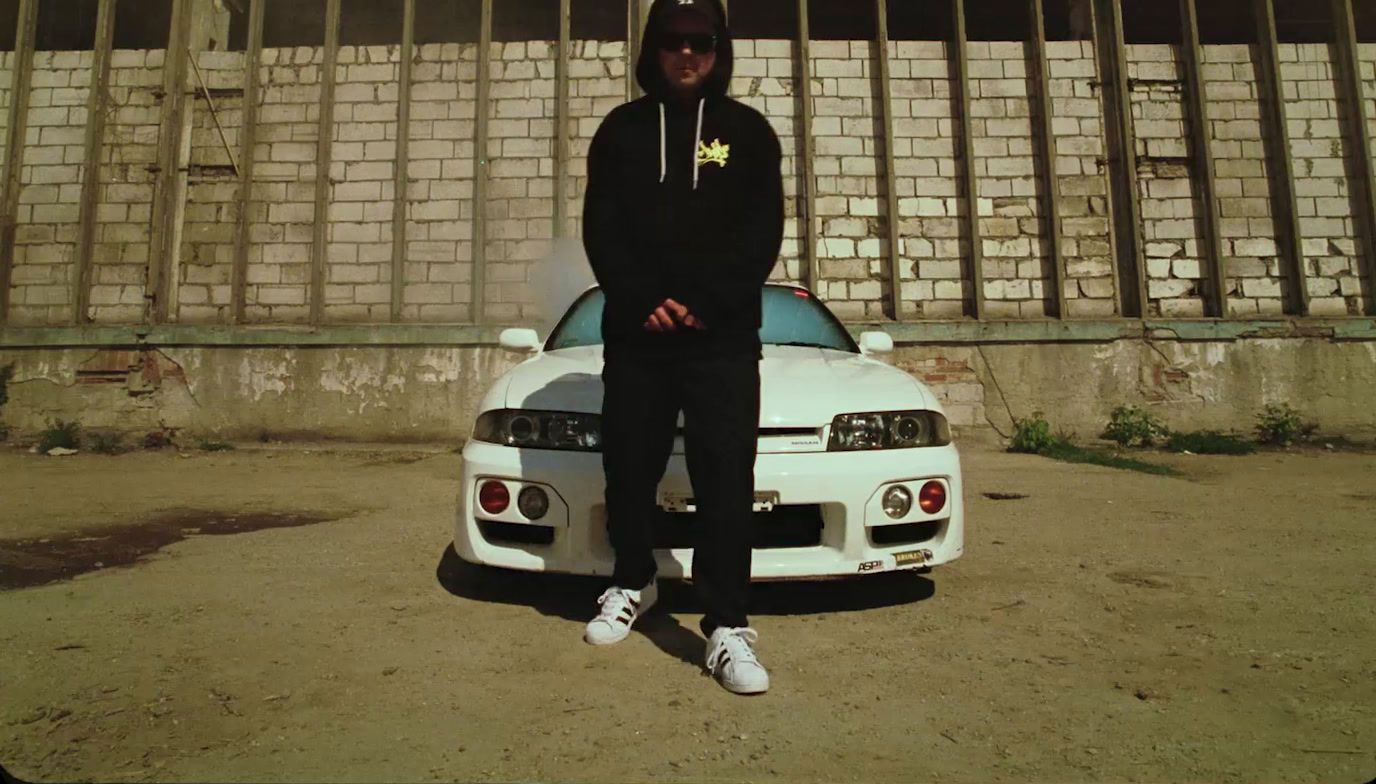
left=894, top=549, right=934, bottom=568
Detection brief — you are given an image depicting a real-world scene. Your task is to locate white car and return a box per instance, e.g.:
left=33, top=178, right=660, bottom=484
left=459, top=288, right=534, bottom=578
left=455, top=284, right=965, bottom=581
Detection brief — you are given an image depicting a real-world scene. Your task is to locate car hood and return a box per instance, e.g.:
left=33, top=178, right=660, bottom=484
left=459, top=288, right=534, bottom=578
left=501, top=345, right=936, bottom=427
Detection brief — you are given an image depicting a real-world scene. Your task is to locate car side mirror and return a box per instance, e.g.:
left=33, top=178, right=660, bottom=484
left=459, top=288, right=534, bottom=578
left=859, top=331, right=894, bottom=357
left=499, top=328, right=542, bottom=354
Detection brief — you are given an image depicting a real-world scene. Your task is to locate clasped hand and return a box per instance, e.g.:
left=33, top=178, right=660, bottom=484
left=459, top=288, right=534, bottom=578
left=643, top=298, right=706, bottom=332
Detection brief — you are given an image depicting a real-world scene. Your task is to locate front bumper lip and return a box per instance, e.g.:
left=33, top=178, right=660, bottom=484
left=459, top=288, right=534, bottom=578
left=455, top=441, right=965, bottom=580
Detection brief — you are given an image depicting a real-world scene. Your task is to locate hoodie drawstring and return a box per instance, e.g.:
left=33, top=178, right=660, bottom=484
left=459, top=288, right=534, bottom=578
left=692, top=97, right=704, bottom=192
left=658, top=98, right=707, bottom=191
left=658, top=103, right=667, bottom=184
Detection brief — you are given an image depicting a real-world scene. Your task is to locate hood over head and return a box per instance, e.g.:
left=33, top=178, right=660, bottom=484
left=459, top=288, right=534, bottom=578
left=635, top=0, right=734, bottom=100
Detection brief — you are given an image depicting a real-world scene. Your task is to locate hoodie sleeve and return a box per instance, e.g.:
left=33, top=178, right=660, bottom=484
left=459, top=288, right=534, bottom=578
left=583, top=114, right=665, bottom=327
left=676, top=117, right=784, bottom=330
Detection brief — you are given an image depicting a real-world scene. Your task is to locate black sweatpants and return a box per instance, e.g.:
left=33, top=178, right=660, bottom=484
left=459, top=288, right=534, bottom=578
left=601, top=351, right=761, bottom=637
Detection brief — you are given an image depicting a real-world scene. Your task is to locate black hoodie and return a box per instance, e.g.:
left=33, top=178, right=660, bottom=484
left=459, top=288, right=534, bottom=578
left=582, top=0, right=785, bottom=361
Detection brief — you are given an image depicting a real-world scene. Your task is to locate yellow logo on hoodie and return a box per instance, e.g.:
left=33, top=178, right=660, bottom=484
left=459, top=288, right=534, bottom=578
left=697, top=139, right=730, bottom=168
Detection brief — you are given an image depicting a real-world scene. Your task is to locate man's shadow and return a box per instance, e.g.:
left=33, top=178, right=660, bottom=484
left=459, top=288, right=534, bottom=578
left=435, top=545, right=935, bottom=669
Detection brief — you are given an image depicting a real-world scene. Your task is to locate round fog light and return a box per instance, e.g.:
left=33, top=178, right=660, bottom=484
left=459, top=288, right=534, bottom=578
left=518, top=486, right=550, bottom=520
left=882, top=486, right=913, bottom=519
left=919, top=480, right=947, bottom=515
left=478, top=480, right=510, bottom=515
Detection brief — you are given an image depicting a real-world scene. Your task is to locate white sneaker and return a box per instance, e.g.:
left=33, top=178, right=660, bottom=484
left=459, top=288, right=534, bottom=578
left=705, top=627, right=769, bottom=694
left=583, top=582, right=657, bottom=645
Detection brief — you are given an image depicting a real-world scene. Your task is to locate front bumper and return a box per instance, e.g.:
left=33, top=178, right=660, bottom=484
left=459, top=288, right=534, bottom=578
left=455, top=441, right=965, bottom=580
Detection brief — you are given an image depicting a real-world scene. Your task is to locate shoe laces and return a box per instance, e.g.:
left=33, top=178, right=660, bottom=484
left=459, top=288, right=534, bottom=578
left=707, top=627, right=761, bottom=672
left=594, top=588, right=634, bottom=623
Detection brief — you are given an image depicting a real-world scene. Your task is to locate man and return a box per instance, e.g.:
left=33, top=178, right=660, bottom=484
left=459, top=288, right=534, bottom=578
left=580, top=0, right=784, bottom=695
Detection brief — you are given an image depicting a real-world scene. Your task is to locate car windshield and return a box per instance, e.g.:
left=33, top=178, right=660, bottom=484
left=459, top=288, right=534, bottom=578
left=545, top=286, right=859, bottom=353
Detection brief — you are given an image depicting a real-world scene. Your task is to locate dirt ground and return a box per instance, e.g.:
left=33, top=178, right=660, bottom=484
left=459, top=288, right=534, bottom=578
left=1, top=439, right=1373, bottom=783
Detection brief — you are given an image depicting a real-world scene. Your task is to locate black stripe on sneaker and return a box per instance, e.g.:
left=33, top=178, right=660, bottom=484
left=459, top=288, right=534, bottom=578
left=618, top=610, right=634, bottom=624
left=719, top=654, right=731, bottom=670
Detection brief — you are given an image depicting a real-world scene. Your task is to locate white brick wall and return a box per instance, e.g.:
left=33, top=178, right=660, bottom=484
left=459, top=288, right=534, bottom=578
left=401, top=42, right=476, bottom=323
left=1127, top=44, right=1209, bottom=318
left=89, top=50, right=165, bottom=324
left=179, top=50, right=246, bottom=323
left=808, top=40, right=884, bottom=320
left=564, top=39, right=626, bottom=247
left=8, top=51, right=93, bottom=324
left=730, top=39, right=804, bottom=290
left=889, top=41, right=964, bottom=319
left=3, top=39, right=1375, bottom=327
left=244, top=46, right=321, bottom=324
left=1046, top=40, right=1115, bottom=317
left=969, top=42, right=1051, bottom=319
left=1280, top=43, right=1364, bottom=316
left=0, top=53, right=10, bottom=194
left=481, top=41, right=557, bottom=324
left=324, top=44, right=399, bottom=323
left=1362, top=44, right=1376, bottom=309
left=1203, top=44, right=1290, bottom=317
left=1362, top=44, right=1376, bottom=166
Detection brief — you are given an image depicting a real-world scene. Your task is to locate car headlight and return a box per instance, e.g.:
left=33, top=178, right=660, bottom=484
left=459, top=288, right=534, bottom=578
left=473, top=409, right=602, bottom=451
left=827, top=410, right=951, bottom=451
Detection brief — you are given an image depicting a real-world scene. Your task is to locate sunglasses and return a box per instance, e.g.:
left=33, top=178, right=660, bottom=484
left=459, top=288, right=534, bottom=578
left=657, top=32, right=718, bottom=55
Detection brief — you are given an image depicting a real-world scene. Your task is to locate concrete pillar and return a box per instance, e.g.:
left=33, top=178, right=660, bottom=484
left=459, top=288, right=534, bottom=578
left=149, top=0, right=231, bottom=322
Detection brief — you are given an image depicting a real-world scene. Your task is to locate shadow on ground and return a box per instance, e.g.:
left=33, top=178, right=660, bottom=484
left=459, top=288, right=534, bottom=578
left=435, top=545, right=934, bottom=667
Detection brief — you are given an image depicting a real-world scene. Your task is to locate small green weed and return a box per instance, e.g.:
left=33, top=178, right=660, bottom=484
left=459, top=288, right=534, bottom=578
left=197, top=440, right=235, bottom=452
left=1167, top=430, right=1256, bottom=455
left=38, top=419, right=81, bottom=453
left=1102, top=405, right=1167, bottom=447
left=1010, top=412, right=1055, bottom=454
left=1010, top=412, right=1176, bottom=476
left=1255, top=403, right=1316, bottom=447
left=87, top=430, right=126, bottom=455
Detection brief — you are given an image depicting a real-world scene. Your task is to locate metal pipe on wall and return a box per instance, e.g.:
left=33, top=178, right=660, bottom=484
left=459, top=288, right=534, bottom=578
left=874, top=0, right=904, bottom=320
left=797, top=0, right=819, bottom=292
left=1093, top=0, right=1145, bottom=318
left=147, top=0, right=194, bottom=323
left=1028, top=0, right=1069, bottom=319
left=1178, top=0, right=1229, bottom=318
left=1329, top=0, right=1376, bottom=315
left=73, top=0, right=118, bottom=324
left=471, top=0, right=493, bottom=324
left=951, top=0, right=985, bottom=320
left=390, top=0, right=416, bottom=322
left=1253, top=0, right=1310, bottom=315
left=310, top=0, right=343, bottom=324
left=0, top=0, right=36, bottom=325
left=554, top=0, right=571, bottom=239
left=231, top=0, right=266, bottom=324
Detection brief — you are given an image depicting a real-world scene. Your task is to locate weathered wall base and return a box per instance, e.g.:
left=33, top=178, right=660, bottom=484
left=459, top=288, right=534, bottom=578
left=895, top=338, right=1376, bottom=439
left=1, top=336, right=1372, bottom=442
left=0, top=345, right=520, bottom=443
